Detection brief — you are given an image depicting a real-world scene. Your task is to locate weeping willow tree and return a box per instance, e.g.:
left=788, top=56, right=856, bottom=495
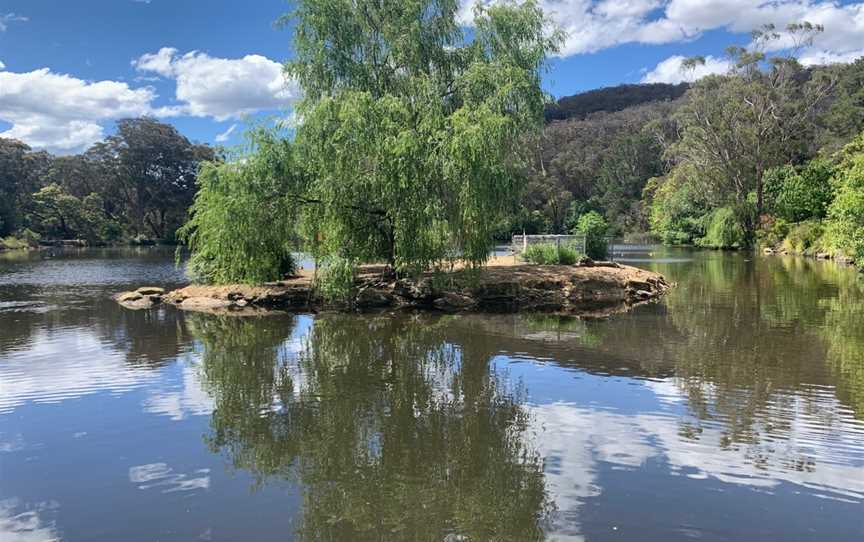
left=181, top=0, right=563, bottom=284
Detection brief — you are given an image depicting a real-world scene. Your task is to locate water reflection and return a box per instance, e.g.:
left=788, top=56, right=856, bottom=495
left=1, top=248, right=864, bottom=540
left=193, top=314, right=552, bottom=541
left=0, top=499, right=60, bottom=542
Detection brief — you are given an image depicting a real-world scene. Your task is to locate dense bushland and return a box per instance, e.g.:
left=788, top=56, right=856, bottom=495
left=0, top=118, right=215, bottom=245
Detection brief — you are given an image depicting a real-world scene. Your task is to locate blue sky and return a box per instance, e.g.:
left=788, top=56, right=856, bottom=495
left=1, top=0, right=862, bottom=154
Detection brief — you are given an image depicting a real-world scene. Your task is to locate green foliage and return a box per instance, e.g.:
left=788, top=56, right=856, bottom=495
left=782, top=220, right=825, bottom=255
left=819, top=58, right=864, bottom=149
left=524, top=100, right=674, bottom=237
left=1, top=118, right=214, bottom=243
left=86, top=118, right=215, bottom=241
left=764, top=160, right=835, bottom=222
left=825, top=131, right=864, bottom=266
left=0, top=139, right=49, bottom=237
left=26, top=183, right=121, bottom=244
left=756, top=217, right=790, bottom=248
left=645, top=169, right=707, bottom=245
left=183, top=0, right=563, bottom=285
left=178, top=130, right=302, bottom=284
left=697, top=207, right=747, bottom=249
left=520, top=242, right=580, bottom=265
left=0, top=236, right=29, bottom=250
left=317, top=256, right=358, bottom=303
left=575, top=210, right=608, bottom=259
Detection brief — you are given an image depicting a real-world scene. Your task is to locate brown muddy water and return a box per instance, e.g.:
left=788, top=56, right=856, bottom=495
left=0, top=246, right=863, bottom=541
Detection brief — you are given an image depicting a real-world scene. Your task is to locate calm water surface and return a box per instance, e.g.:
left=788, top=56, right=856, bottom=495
left=1, top=246, right=863, bottom=541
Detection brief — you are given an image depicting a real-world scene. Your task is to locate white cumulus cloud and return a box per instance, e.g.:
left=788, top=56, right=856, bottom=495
left=133, top=47, right=300, bottom=121
left=641, top=54, right=731, bottom=83
left=460, top=0, right=864, bottom=61
left=0, top=49, right=297, bottom=154
left=0, top=68, right=158, bottom=154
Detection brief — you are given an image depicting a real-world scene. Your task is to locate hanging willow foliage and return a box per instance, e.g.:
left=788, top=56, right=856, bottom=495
left=178, top=129, right=309, bottom=284
left=181, top=0, right=563, bottom=284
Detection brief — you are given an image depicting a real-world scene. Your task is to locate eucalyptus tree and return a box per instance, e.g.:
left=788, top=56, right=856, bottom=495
left=89, top=118, right=215, bottom=241
left=0, top=138, right=50, bottom=236
left=182, top=0, right=563, bottom=284
left=668, top=23, right=835, bottom=220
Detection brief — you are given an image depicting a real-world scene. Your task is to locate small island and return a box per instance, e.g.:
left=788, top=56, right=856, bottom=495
left=114, top=255, right=669, bottom=317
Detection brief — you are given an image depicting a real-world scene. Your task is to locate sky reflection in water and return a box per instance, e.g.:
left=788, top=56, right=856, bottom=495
left=1, top=247, right=863, bottom=541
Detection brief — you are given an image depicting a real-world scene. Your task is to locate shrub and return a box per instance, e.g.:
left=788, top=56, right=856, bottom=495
left=19, top=228, right=41, bottom=247
left=575, top=211, right=609, bottom=259
left=782, top=221, right=826, bottom=255
left=0, top=236, right=29, bottom=250
left=317, top=256, right=357, bottom=303
left=825, top=134, right=864, bottom=265
left=764, top=160, right=835, bottom=222
left=698, top=206, right=747, bottom=249
left=645, top=170, right=708, bottom=245
left=756, top=217, right=790, bottom=248
left=521, top=243, right=581, bottom=265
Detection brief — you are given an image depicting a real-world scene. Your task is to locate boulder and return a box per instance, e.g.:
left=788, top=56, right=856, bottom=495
left=116, top=291, right=143, bottom=303
left=136, top=286, right=165, bottom=295
left=433, top=292, right=476, bottom=312
left=179, top=297, right=234, bottom=312
left=393, top=278, right=434, bottom=301
left=355, top=287, right=394, bottom=308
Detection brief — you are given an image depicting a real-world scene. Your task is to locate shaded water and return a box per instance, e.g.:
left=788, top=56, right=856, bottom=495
left=1, top=247, right=863, bottom=541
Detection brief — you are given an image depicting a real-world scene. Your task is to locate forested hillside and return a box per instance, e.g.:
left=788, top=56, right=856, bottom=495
left=516, top=31, right=864, bottom=260
left=544, top=82, right=688, bottom=122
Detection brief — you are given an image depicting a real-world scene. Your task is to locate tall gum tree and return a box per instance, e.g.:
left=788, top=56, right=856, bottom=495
left=666, top=23, right=836, bottom=230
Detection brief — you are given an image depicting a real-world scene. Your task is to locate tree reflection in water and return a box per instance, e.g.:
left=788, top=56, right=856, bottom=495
left=191, top=313, right=552, bottom=541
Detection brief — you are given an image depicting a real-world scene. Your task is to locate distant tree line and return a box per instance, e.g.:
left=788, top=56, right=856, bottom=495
left=517, top=24, right=864, bottom=256
left=543, top=82, right=688, bottom=122
left=0, top=118, right=214, bottom=246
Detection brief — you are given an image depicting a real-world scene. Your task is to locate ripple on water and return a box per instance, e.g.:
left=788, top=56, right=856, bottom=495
left=0, top=328, right=159, bottom=414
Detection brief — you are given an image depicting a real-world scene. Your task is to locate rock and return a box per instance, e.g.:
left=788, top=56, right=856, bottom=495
left=116, top=291, right=143, bottom=303
left=633, top=289, right=654, bottom=299
left=626, top=279, right=654, bottom=292
left=355, top=287, right=393, bottom=308
left=393, top=278, right=434, bottom=301
left=433, top=292, right=476, bottom=312
left=136, top=286, right=165, bottom=295
left=126, top=298, right=157, bottom=310
left=114, top=262, right=671, bottom=317
left=179, top=297, right=234, bottom=311
left=763, top=247, right=776, bottom=255
left=816, top=252, right=831, bottom=260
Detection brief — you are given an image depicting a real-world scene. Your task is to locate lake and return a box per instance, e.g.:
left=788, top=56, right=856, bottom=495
left=1, top=246, right=863, bottom=541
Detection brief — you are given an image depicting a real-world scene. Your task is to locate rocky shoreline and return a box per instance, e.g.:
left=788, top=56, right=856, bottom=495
left=114, top=260, right=670, bottom=317
left=762, top=246, right=857, bottom=267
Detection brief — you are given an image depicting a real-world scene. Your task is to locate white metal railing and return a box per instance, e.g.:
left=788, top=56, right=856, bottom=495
left=511, top=234, right=587, bottom=255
